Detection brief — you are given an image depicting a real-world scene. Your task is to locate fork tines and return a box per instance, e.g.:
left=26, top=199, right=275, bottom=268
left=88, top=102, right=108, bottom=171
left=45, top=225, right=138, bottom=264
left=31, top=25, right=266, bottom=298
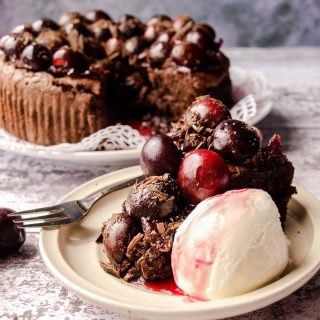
left=8, top=205, right=68, bottom=228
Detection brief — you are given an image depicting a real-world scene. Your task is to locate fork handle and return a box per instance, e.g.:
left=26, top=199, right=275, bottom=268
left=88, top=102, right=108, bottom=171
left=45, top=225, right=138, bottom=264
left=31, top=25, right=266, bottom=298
left=78, top=175, right=144, bottom=210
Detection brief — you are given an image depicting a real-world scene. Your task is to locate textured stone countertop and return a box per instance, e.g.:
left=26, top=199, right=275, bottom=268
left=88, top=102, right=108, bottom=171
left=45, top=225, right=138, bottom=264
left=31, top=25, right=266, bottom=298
left=1, top=48, right=320, bottom=320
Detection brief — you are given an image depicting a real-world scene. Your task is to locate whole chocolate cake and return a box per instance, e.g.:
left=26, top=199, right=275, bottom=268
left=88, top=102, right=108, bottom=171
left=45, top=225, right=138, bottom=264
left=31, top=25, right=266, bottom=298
left=100, top=96, right=296, bottom=282
left=0, top=10, right=232, bottom=145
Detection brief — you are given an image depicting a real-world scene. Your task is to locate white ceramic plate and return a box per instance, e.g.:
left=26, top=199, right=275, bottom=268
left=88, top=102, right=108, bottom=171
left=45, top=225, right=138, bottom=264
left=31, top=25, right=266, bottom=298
left=0, top=67, right=272, bottom=165
left=40, top=166, right=320, bottom=320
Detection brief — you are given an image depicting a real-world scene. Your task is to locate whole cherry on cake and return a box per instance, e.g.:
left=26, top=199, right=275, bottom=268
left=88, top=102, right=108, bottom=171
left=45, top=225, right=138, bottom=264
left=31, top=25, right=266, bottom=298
left=140, top=134, right=182, bottom=177
left=178, top=149, right=230, bottom=203
left=0, top=208, right=26, bottom=257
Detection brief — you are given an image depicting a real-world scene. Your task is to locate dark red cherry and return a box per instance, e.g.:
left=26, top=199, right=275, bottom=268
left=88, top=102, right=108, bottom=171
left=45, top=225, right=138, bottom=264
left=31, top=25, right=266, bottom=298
left=171, top=41, right=206, bottom=67
left=124, top=36, right=145, bottom=55
left=105, top=37, right=124, bottom=56
left=11, top=23, right=34, bottom=34
left=193, top=23, right=216, bottom=40
left=103, top=212, right=140, bottom=264
left=185, top=96, right=231, bottom=128
left=185, top=29, right=212, bottom=48
left=143, top=25, right=157, bottom=42
left=64, top=22, right=91, bottom=36
left=173, top=14, right=194, bottom=32
left=213, top=119, right=261, bottom=162
left=58, top=11, right=85, bottom=25
left=147, top=14, right=171, bottom=26
left=32, top=19, right=60, bottom=32
left=118, top=14, right=144, bottom=38
left=21, top=43, right=52, bottom=71
left=92, top=23, right=112, bottom=41
left=157, top=31, right=174, bottom=43
left=178, top=149, right=229, bottom=204
left=85, top=9, right=111, bottom=23
left=52, top=47, right=89, bottom=75
left=140, top=134, right=182, bottom=177
left=149, top=41, right=172, bottom=64
left=0, top=208, right=26, bottom=257
left=2, top=33, right=33, bottom=60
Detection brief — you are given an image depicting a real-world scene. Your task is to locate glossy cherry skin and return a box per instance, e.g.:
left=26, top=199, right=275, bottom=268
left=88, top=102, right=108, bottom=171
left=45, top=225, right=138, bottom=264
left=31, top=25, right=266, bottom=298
left=86, top=9, right=111, bottom=22
left=11, top=24, right=34, bottom=35
left=173, top=14, right=194, bottom=31
left=58, top=11, right=85, bottom=25
left=124, top=36, right=145, bottom=54
left=213, top=119, right=261, bottom=162
left=103, top=212, right=140, bottom=264
left=32, top=19, right=60, bottom=32
left=140, top=134, right=182, bottom=177
left=185, top=96, right=231, bottom=128
left=21, top=43, right=52, bottom=71
left=2, top=33, right=33, bottom=60
left=147, top=14, right=171, bottom=26
left=0, top=208, right=26, bottom=257
left=171, top=42, right=206, bottom=67
left=52, top=47, right=89, bottom=75
left=149, top=41, right=172, bottom=63
left=105, top=37, right=124, bottom=56
left=185, top=29, right=212, bottom=48
left=118, top=14, right=144, bottom=38
left=178, top=149, right=229, bottom=204
left=193, top=23, right=216, bottom=40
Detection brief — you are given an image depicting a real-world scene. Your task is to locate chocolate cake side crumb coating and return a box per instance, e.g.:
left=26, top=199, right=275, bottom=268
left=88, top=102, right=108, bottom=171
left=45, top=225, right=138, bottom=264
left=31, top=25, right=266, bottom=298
left=125, top=173, right=180, bottom=219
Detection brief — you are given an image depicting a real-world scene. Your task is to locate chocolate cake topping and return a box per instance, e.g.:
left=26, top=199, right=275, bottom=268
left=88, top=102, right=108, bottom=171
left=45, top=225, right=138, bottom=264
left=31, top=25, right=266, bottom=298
left=125, top=173, right=180, bottom=219
left=0, top=10, right=232, bottom=145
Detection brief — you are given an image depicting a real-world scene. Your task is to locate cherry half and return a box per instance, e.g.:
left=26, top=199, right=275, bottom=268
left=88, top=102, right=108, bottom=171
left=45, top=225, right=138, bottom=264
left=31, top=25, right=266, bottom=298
left=140, top=134, right=182, bottom=177
left=0, top=208, right=26, bottom=257
left=178, top=149, right=229, bottom=204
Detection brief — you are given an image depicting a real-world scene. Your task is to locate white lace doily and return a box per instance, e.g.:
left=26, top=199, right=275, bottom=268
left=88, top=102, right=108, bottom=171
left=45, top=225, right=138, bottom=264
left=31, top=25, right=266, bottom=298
left=0, top=66, right=271, bottom=153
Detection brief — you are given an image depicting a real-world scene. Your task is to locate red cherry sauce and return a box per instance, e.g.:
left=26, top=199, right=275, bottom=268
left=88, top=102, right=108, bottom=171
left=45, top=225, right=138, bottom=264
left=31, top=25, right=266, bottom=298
left=131, top=277, right=203, bottom=303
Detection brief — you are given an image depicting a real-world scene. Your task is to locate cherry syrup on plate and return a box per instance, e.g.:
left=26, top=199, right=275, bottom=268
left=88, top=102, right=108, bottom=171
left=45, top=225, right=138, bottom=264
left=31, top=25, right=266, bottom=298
left=132, top=277, right=203, bottom=302
left=132, top=277, right=186, bottom=296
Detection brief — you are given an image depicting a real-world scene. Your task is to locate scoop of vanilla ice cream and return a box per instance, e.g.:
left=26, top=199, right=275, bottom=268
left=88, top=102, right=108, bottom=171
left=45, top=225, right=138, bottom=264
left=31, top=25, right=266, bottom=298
left=172, top=189, right=289, bottom=300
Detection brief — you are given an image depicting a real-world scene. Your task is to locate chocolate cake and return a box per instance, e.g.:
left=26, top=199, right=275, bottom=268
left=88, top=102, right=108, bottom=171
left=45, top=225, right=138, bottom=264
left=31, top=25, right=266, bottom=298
left=100, top=96, right=296, bottom=282
left=0, top=10, right=232, bottom=145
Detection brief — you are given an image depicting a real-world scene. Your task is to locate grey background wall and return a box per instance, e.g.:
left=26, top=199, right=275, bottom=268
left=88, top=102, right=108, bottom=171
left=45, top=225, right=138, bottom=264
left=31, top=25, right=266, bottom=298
left=0, top=0, right=319, bottom=46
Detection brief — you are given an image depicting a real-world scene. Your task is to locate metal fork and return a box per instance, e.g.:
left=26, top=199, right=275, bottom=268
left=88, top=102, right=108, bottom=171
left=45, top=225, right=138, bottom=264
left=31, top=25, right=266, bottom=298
left=8, top=175, right=144, bottom=228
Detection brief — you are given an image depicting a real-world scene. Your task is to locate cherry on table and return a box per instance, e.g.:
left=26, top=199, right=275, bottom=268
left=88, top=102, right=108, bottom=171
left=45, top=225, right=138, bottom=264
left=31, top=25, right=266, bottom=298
left=52, top=47, right=89, bottom=75
left=178, top=149, right=229, bottom=204
left=140, top=134, right=182, bottom=177
left=213, top=119, right=261, bottom=162
left=0, top=208, right=26, bottom=257
left=185, top=96, right=231, bottom=128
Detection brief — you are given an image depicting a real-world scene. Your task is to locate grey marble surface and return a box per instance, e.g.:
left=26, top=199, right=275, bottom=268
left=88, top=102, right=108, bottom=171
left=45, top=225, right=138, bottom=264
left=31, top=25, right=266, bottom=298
left=0, top=0, right=320, bottom=46
left=1, top=47, right=320, bottom=320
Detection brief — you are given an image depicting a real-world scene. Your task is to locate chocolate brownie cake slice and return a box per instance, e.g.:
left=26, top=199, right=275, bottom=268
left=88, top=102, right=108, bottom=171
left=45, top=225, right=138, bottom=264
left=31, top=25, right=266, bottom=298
left=0, top=10, right=232, bottom=145
left=100, top=96, right=296, bottom=281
